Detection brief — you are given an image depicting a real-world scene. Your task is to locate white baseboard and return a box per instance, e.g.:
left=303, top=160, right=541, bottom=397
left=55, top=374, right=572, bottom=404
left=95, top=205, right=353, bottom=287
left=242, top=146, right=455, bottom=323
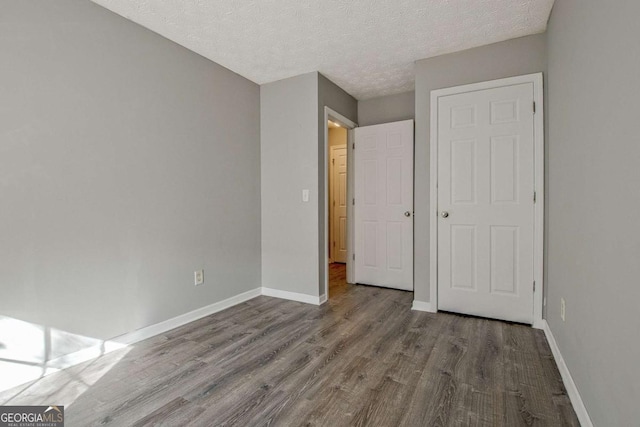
left=412, top=300, right=436, bottom=313
left=532, top=319, right=546, bottom=330
left=261, top=287, right=321, bottom=305
left=42, top=285, right=319, bottom=376
left=541, top=320, right=593, bottom=427
left=113, top=287, right=262, bottom=345
left=1, top=287, right=263, bottom=393
left=319, top=294, right=328, bottom=305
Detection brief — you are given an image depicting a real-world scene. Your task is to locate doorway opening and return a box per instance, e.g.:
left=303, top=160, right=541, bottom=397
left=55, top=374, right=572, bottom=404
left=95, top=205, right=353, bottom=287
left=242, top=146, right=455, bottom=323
left=323, top=107, right=357, bottom=302
left=328, top=120, right=348, bottom=297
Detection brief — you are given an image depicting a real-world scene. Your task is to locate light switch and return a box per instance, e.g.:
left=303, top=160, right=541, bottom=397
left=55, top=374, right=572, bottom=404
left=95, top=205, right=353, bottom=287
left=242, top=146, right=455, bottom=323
left=302, top=189, right=309, bottom=202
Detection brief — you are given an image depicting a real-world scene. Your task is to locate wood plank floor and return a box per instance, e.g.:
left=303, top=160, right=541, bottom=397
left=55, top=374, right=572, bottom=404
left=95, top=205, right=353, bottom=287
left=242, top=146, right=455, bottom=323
left=0, top=264, right=579, bottom=426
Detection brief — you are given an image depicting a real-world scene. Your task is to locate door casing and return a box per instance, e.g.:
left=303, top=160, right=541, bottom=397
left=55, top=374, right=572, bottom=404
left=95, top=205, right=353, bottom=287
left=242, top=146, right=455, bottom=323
left=429, top=73, right=545, bottom=328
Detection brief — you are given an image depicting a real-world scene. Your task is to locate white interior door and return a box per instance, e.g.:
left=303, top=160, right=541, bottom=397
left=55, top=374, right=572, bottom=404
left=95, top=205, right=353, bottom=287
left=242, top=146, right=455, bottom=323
left=330, top=146, right=348, bottom=263
left=437, top=83, right=535, bottom=324
left=354, top=120, right=414, bottom=291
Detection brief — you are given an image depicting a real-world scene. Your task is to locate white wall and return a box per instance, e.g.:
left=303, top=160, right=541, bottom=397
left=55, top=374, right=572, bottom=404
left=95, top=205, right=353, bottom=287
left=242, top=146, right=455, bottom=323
left=546, top=1, right=640, bottom=425
left=261, top=73, right=320, bottom=296
left=0, top=1, right=261, bottom=343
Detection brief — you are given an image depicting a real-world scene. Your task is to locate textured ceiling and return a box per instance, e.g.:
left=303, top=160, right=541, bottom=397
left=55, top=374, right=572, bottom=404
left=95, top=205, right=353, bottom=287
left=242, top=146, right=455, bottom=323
left=90, top=0, right=554, bottom=100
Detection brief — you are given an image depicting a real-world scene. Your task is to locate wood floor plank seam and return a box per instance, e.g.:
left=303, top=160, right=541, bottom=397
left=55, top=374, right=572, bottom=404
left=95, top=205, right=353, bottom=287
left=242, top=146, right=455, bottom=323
left=0, top=264, right=580, bottom=426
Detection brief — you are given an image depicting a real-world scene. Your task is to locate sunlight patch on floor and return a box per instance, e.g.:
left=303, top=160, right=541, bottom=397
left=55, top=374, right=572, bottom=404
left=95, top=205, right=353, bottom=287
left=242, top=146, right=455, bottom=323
left=0, top=315, right=129, bottom=401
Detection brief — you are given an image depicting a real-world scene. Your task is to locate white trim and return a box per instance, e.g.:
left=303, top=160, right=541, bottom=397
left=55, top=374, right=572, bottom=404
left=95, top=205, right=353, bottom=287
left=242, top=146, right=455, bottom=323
left=7, top=286, right=340, bottom=391
left=429, top=73, right=545, bottom=326
left=323, top=106, right=358, bottom=301
left=346, top=129, right=356, bottom=285
left=114, top=287, right=263, bottom=345
left=429, top=95, right=439, bottom=310
left=532, top=318, right=546, bottom=330
left=411, top=300, right=435, bottom=313
left=532, top=75, right=545, bottom=328
left=541, top=320, right=594, bottom=427
left=261, top=287, right=322, bottom=305
left=6, top=287, right=263, bottom=390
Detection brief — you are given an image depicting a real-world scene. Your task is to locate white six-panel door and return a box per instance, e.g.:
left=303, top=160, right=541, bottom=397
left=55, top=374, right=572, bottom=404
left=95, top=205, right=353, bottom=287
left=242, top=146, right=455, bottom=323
left=330, top=145, right=348, bottom=263
left=437, top=83, right=535, bottom=324
left=354, top=120, right=414, bottom=291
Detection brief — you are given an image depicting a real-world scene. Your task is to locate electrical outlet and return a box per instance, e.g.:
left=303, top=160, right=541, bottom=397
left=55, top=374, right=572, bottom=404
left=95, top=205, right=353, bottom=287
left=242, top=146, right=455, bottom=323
left=194, top=270, right=204, bottom=286
left=560, top=297, right=566, bottom=322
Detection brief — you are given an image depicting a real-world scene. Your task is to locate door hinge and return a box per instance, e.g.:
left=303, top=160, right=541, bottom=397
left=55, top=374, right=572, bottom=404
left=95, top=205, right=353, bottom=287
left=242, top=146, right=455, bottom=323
left=533, top=281, right=536, bottom=292
left=332, top=158, right=335, bottom=165
left=352, top=198, right=355, bottom=205
left=352, top=253, right=355, bottom=261
left=352, top=142, right=355, bottom=149
left=533, top=101, right=536, bottom=114
left=533, top=191, right=537, bottom=203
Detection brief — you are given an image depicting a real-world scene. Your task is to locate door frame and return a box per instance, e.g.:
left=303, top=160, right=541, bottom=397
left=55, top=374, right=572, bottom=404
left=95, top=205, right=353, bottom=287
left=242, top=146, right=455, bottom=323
left=323, top=107, right=357, bottom=301
left=429, top=73, right=545, bottom=328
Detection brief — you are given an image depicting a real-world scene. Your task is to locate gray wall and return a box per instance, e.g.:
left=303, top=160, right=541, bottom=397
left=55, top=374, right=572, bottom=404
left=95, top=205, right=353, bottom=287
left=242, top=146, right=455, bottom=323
left=318, top=74, right=358, bottom=296
left=547, top=1, right=640, bottom=425
left=261, top=73, right=356, bottom=299
left=413, top=34, right=547, bottom=302
left=358, top=91, right=415, bottom=126
left=261, top=73, right=319, bottom=296
left=0, top=0, right=261, bottom=344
